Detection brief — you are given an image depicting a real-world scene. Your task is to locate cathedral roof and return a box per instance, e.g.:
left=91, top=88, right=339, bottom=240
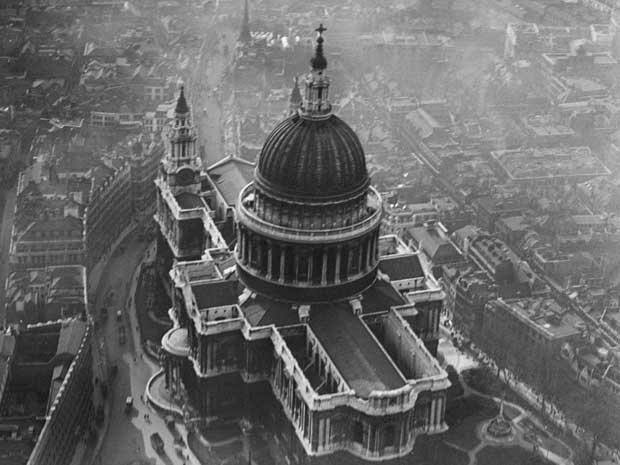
left=255, top=25, right=368, bottom=201
left=255, top=112, right=369, bottom=200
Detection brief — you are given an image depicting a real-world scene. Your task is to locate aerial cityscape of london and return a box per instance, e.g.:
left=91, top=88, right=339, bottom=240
left=0, top=0, right=620, bottom=464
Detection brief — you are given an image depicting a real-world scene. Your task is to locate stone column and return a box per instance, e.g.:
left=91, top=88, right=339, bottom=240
left=256, top=240, right=263, bottom=270
left=364, top=421, right=372, bottom=454
left=429, top=396, right=436, bottom=430
left=436, top=395, right=444, bottom=427
left=366, top=237, right=373, bottom=270
left=334, top=246, right=342, bottom=283
left=238, top=228, right=244, bottom=262
left=321, top=248, right=328, bottom=285
left=247, top=233, right=253, bottom=265
left=279, top=247, right=286, bottom=283
left=294, top=253, right=300, bottom=284
left=266, top=241, right=273, bottom=279
left=307, top=251, right=313, bottom=283
left=324, top=417, right=331, bottom=449
left=347, top=245, right=354, bottom=276
left=358, top=242, right=364, bottom=273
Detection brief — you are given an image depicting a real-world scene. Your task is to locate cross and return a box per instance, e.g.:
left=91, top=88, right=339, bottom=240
left=315, top=24, right=327, bottom=37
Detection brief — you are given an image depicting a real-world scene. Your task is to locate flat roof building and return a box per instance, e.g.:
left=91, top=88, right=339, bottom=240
left=491, top=146, right=611, bottom=185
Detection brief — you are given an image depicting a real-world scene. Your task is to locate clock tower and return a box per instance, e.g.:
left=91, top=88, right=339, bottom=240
left=154, top=87, right=209, bottom=288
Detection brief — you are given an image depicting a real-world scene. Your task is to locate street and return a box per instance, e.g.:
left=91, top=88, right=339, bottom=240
left=189, top=25, right=237, bottom=167
left=89, top=235, right=190, bottom=465
left=91, top=15, right=238, bottom=465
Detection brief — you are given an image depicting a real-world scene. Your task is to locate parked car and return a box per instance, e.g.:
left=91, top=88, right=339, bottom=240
left=118, top=325, right=126, bottom=345
left=125, top=396, right=133, bottom=414
left=150, top=432, right=165, bottom=454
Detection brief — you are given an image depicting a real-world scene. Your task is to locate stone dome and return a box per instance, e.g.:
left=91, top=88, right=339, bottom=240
left=255, top=112, right=369, bottom=200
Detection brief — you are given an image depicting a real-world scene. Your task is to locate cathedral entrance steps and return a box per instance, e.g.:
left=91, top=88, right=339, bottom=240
left=309, top=304, right=407, bottom=398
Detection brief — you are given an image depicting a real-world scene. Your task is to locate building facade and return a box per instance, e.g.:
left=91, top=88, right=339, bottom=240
left=0, top=318, right=93, bottom=465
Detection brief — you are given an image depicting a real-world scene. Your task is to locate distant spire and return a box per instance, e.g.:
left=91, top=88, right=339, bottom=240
left=289, top=76, right=302, bottom=115
left=310, top=24, right=327, bottom=72
left=175, top=85, right=189, bottom=115
left=239, top=0, right=251, bottom=44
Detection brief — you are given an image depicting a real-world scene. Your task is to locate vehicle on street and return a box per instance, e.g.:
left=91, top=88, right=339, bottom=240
left=118, top=325, right=126, bottom=345
left=116, top=309, right=122, bottom=322
left=125, top=396, right=133, bottom=413
left=150, top=432, right=165, bottom=454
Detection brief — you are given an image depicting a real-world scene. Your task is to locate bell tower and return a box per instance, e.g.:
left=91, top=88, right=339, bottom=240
left=155, top=86, right=207, bottom=284
left=160, top=86, right=201, bottom=195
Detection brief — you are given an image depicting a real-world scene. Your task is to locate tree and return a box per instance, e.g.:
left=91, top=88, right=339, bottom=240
left=574, top=385, right=620, bottom=464
left=528, top=347, right=562, bottom=417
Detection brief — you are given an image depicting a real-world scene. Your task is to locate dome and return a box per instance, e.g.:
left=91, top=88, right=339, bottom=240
left=256, top=112, right=369, bottom=200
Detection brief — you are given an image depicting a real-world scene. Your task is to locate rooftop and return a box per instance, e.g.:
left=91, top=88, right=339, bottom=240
left=207, top=156, right=255, bottom=206
left=361, top=278, right=408, bottom=313
left=192, top=280, right=239, bottom=310
left=5, top=266, right=86, bottom=323
left=491, top=147, right=611, bottom=182
left=0, top=318, right=87, bottom=426
left=175, top=192, right=205, bottom=210
left=520, top=114, right=576, bottom=138
left=241, top=293, right=300, bottom=327
left=18, top=215, right=83, bottom=241
left=406, top=224, right=459, bottom=263
left=379, top=254, right=424, bottom=281
left=492, top=297, right=584, bottom=340
left=309, top=304, right=406, bottom=397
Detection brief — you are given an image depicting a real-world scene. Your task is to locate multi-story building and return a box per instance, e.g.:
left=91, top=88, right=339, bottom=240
left=153, top=29, right=449, bottom=464
left=4, top=264, right=87, bottom=324
left=0, top=318, right=93, bottom=465
left=472, top=196, right=529, bottom=233
left=490, top=147, right=611, bottom=187
left=481, top=297, right=584, bottom=383
left=402, top=223, right=463, bottom=275
left=130, top=136, right=163, bottom=224
left=84, top=162, right=132, bottom=270
left=442, top=263, right=497, bottom=339
left=9, top=213, right=85, bottom=271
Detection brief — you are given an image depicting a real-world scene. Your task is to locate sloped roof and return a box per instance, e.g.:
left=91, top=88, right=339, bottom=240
left=309, top=304, right=406, bottom=397
left=361, top=278, right=408, bottom=312
left=379, top=254, right=424, bottom=281
left=241, top=293, right=298, bottom=327
left=207, top=156, right=255, bottom=206
left=56, top=319, right=87, bottom=356
left=19, top=215, right=83, bottom=241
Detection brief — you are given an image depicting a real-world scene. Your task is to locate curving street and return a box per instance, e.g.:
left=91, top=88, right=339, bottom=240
left=89, top=235, right=193, bottom=465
